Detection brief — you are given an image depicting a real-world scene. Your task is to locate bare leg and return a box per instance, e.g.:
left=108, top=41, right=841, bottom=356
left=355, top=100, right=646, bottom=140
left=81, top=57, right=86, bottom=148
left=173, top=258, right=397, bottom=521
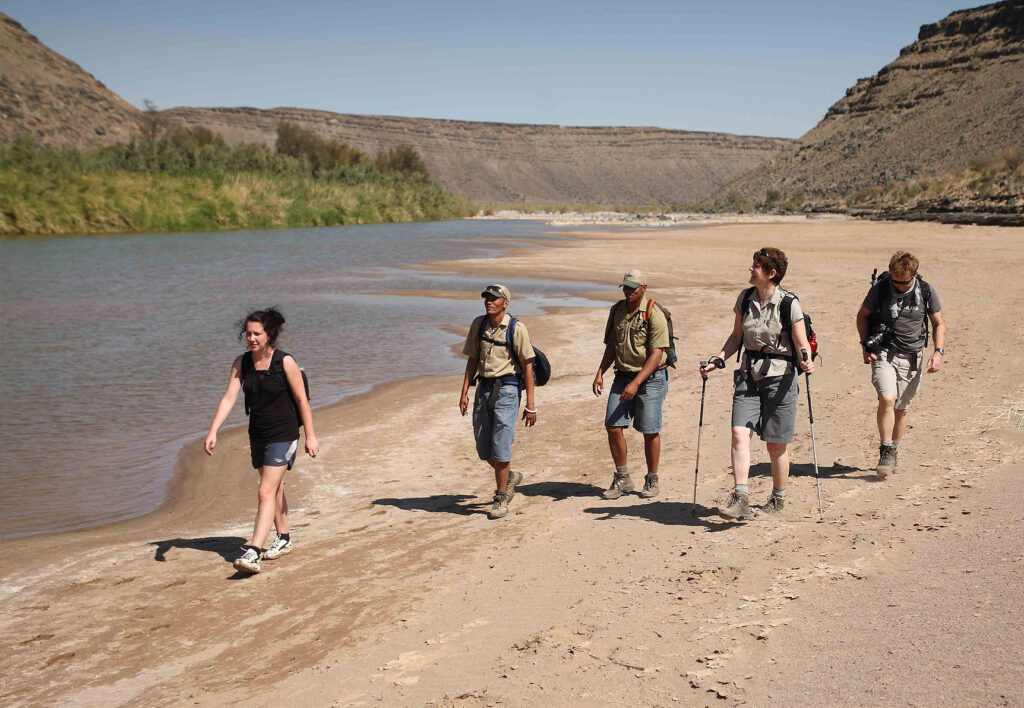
left=606, top=427, right=628, bottom=467
left=274, top=479, right=289, bottom=535
left=893, top=408, right=910, bottom=443
left=488, top=459, right=511, bottom=491
left=766, top=442, right=790, bottom=491
left=876, top=395, right=897, bottom=442
left=248, top=465, right=287, bottom=549
left=643, top=433, right=660, bottom=476
left=731, top=426, right=754, bottom=485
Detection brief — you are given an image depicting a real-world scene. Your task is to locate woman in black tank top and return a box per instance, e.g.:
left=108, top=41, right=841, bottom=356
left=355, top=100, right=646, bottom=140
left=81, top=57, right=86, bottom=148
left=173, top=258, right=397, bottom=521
left=204, top=308, right=319, bottom=574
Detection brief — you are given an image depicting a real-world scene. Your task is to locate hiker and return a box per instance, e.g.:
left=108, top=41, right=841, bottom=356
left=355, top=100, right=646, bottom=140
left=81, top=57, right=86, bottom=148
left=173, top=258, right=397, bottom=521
left=204, top=308, right=318, bottom=574
left=459, top=284, right=537, bottom=520
left=856, top=251, right=946, bottom=478
left=701, top=248, right=814, bottom=520
left=593, top=269, right=670, bottom=500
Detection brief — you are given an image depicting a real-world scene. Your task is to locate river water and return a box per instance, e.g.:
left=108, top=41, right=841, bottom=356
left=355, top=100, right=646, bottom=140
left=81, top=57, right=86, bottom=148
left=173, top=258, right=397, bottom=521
left=0, top=220, right=604, bottom=539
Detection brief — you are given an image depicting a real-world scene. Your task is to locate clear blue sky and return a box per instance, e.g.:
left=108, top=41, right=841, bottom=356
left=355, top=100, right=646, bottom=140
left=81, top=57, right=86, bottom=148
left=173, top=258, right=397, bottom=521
left=7, top=0, right=969, bottom=138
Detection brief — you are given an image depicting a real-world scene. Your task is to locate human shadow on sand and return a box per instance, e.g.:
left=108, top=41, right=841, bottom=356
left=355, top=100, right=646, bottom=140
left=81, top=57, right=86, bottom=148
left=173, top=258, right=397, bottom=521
left=748, top=461, right=874, bottom=480
left=517, top=481, right=605, bottom=500
left=151, top=536, right=246, bottom=563
left=372, top=494, right=490, bottom=516
left=584, top=501, right=742, bottom=531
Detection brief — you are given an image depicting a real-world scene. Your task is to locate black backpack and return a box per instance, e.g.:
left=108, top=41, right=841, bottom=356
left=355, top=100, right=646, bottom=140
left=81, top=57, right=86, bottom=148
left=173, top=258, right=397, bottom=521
left=610, top=298, right=679, bottom=370
left=240, top=350, right=311, bottom=425
left=739, top=287, right=819, bottom=364
left=474, top=315, right=551, bottom=386
left=869, top=269, right=934, bottom=348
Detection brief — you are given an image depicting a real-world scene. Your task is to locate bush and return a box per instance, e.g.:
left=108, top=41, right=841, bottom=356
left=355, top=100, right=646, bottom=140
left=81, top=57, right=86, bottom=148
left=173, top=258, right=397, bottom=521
left=375, top=145, right=429, bottom=176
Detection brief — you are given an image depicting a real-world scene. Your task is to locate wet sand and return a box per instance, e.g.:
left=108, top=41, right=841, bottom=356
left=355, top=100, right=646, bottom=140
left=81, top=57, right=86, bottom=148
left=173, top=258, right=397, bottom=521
left=2, top=216, right=1023, bottom=706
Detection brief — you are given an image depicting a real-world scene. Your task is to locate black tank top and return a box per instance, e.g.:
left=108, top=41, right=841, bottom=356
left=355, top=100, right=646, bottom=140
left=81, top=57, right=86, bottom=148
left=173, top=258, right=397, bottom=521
left=241, top=349, right=300, bottom=443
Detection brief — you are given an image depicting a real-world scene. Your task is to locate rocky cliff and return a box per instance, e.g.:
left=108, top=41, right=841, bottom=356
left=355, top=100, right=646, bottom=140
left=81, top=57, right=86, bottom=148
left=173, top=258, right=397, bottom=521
left=0, top=13, right=142, bottom=147
left=721, top=0, right=1024, bottom=201
left=159, top=107, right=791, bottom=205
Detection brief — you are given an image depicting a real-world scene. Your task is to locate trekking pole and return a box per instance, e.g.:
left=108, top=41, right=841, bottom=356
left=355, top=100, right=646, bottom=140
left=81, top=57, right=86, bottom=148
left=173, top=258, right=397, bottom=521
left=801, top=350, right=824, bottom=521
left=693, top=357, right=725, bottom=516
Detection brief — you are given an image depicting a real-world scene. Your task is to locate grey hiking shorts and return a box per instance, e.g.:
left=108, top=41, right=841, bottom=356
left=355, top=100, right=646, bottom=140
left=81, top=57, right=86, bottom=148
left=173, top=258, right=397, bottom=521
left=871, top=349, right=924, bottom=410
left=731, top=370, right=799, bottom=444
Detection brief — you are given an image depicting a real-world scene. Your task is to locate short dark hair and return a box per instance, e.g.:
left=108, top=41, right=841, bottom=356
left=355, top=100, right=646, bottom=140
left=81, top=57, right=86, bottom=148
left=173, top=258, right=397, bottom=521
left=754, top=247, right=788, bottom=284
left=238, top=308, right=285, bottom=345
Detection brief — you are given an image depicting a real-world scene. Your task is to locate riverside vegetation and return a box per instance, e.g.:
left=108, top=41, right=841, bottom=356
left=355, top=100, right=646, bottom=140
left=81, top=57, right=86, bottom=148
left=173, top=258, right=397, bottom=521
left=0, top=122, right=473, bottom=237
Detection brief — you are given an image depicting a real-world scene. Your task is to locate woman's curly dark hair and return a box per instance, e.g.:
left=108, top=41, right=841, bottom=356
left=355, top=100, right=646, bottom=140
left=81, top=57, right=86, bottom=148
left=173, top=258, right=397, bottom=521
left=754, top=247, right=788, bottom=285
left=238, top=308, right=285, bottom=345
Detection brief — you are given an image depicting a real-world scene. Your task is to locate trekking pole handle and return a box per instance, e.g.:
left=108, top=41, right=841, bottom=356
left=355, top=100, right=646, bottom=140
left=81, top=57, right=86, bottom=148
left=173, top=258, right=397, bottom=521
left=700, top=356, right=725, bottom=369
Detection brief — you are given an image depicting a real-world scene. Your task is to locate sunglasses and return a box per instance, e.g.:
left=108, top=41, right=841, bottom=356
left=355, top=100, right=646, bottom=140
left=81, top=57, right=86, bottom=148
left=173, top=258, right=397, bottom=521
left=754, top=249, right=778, bottom=274
left=890, top=275, right=914, bottom=285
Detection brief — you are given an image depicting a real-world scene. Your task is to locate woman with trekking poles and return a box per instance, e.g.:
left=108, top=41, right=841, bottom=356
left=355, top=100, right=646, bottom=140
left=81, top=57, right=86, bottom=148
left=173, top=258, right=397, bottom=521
left=700, top=247, right=814, bottom=520
left=204, top=308, right=318, bottom=574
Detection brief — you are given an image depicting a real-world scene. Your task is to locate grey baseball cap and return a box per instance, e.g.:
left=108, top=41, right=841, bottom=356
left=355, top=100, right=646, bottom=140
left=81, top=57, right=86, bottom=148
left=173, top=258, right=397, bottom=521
left=620, top=269, right=647, bottom=288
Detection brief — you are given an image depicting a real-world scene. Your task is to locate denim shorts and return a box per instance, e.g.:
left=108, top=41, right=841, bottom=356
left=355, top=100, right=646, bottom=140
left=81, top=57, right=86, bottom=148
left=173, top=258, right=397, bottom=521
left=473, top=382, right=522, bottom=462
left=731, top=370, right=799, bottom=443
left=604, top=369, right=669, bottom=434
left=250, top=438, right=298, bottom=470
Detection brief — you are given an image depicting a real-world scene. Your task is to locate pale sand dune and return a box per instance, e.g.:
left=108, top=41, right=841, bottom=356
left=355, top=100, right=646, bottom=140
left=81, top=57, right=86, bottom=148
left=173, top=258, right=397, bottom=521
left=1, top=217, right=1022, bottom=706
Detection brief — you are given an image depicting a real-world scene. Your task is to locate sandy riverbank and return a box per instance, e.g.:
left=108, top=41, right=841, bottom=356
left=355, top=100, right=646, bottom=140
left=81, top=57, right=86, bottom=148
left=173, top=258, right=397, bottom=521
left=2, top=216, right=1022, bottom=706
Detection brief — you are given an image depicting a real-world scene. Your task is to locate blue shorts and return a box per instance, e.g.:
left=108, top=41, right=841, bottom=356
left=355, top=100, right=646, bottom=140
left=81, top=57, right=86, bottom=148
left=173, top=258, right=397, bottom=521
left=472, top=381, right=522, bottom=463
left=605, top=369, right=669, bottom=434
left=250, top=438, right=298, bottom=470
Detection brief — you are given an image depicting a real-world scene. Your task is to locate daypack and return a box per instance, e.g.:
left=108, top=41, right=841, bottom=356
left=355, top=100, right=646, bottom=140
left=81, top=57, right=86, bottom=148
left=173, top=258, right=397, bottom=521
left=868, top=269, right=933, bottom=348
left=738, top=287, right=819, bottom=365
left=474, top=315, right=551, bottom=386
left=240, top=349, right=311, bottom=425
left=611, top=298, right=679, bottom=370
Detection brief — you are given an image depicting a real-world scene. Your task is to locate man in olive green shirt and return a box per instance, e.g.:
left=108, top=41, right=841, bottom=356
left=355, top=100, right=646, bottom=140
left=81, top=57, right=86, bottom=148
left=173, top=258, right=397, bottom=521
left=592, top=269, right=670, bottom=500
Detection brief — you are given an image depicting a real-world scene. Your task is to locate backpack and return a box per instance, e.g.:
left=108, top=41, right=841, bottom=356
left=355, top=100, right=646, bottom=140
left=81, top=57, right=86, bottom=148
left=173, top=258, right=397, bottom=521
left=868, top=269, right=933, bottom=348
left=240, top=350, right=311, bottom=425
left=739, top=287, right=819, bottom=365
left=612, top=298, right=679, bottom=370
left=475, top=315, right=551, bottom=386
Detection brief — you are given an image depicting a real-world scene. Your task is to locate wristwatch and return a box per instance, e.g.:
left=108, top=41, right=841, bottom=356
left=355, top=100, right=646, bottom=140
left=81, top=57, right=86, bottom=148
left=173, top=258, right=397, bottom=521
left=934, top=347, right=945, bottom=355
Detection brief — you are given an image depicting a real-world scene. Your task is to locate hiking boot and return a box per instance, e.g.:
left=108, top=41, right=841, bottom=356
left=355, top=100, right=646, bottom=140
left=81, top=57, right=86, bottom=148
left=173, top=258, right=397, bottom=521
left=233, top=547, right=261, bottom=574
left=718, top=492, right=751, bottom=521
left=876, top=443, right=896, bottom=480
left=505, top=469, right=523, bottom=502
left=762, top=494, right=785, bottom=514
left=488, top=491, right=510, bottom=519
left=639, top=474, right=659, bottom=499
left=262, top=537, right=292, bottom=560
left=602, top=473, right=634, bottom=500
left=892, top=446, right=900, bottom=475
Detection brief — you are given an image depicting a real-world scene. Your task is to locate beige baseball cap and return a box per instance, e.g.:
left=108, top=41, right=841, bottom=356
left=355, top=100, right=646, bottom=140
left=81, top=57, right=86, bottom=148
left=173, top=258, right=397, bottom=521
left=480, top=283, right=511, bottom=301
left=620, top=269, right=647, bottom=288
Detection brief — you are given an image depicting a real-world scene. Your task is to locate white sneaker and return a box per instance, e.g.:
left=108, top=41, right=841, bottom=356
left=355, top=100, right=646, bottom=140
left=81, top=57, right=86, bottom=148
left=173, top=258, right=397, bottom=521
left=262, top=537, right=292, bottom=560
left=233, top=547, right=261, bottom=573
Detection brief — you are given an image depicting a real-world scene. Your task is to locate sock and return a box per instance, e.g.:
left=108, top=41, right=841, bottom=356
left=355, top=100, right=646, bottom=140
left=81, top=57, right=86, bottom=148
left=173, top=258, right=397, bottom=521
left=277, top=533, right=290, bottom=542
left=890, top=440, right=900, bottom=450
left=734, top=484, right=749, bottom=496
left=772, top=488, right=785, bottom=498
left=615, top=464, right=629, bottom=477
left=247, top=545, right=261, bottom=555
left=881, top=441, right=895, bottom=448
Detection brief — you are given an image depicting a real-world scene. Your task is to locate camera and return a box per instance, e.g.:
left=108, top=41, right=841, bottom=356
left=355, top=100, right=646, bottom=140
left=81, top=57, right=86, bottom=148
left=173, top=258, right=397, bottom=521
left=863, top=323, right=893, bottom=352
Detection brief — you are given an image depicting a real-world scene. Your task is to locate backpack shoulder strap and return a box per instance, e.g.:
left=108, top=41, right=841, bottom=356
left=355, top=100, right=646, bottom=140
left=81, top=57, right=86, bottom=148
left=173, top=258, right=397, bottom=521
left=241, top=350, right=254, bottom=376
left=642, top=298, right=655, bottom=327
left=780, top=292, right=797, bottom=331
left=741, top=286, right=757, bottom=311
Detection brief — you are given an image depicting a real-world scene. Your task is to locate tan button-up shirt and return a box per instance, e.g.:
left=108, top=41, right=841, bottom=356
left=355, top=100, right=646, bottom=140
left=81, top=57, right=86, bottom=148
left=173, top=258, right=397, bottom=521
left=463, top=313, right=535, bottom=379
left=734, top=286, right=804, bottom=380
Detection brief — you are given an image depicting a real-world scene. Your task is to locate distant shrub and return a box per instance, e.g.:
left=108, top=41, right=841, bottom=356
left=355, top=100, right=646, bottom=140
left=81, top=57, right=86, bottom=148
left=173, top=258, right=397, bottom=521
left=375, top=145, right=429, bottom=176
left=276, top=121, right=368, bottom=175
left=1001, top=146, right=1024, bottom=173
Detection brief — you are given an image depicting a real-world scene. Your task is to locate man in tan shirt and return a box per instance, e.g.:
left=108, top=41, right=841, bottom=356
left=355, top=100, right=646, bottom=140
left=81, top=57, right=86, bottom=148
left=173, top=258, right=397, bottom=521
left=592, top=269, right=670, bottom=500
left=460, top=284, right=537, bottom=519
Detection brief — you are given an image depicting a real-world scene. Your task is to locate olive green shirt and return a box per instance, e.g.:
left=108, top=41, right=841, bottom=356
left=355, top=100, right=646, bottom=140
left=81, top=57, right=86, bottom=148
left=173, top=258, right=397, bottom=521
left=604, top=297, right=669, bottom=373
left=463, top=313, right=535, bottom=379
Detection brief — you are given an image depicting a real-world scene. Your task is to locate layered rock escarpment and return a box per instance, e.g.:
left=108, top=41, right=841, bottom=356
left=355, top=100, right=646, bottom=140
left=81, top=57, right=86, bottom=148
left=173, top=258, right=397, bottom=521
left=160, top=107, right=791, bottom=205
left=721, top=0, right=1024, bottom=201
left=0, top=13, right=142, bottom=147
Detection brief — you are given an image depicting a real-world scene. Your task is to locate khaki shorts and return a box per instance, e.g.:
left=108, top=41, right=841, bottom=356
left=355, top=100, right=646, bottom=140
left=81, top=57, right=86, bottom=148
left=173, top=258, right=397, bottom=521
left=871, top=350, right=924, bottom=410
